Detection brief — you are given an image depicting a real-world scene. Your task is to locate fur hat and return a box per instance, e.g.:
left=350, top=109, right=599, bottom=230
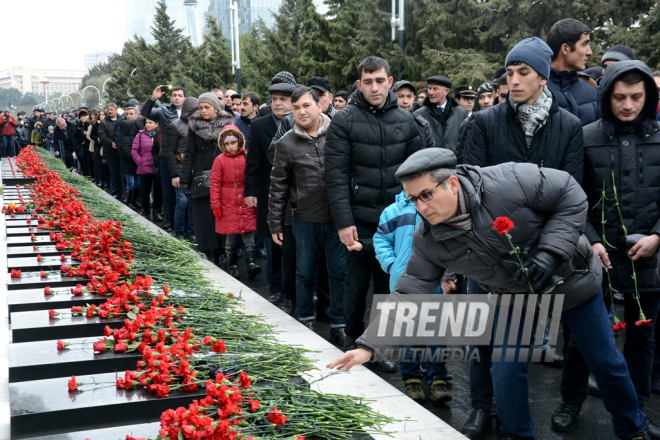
left=217, top=125, right=245, bottom=154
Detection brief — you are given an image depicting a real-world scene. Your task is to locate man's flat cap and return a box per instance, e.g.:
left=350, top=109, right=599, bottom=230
left=268, top=83, right=297, bottom=96
left=395, top=148, right=457, bottom=179
left=427, top=75, right=452, bottom=89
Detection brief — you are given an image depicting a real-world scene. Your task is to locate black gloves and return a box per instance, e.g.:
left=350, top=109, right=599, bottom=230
left=513, top=250, right=562, bottom=292
left=181, top=183, right=190, bottom=197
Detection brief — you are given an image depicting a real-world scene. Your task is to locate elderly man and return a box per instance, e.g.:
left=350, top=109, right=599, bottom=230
left=328, top=148, right=649, bottom=440
left=415, top=75, right=467, bottom=152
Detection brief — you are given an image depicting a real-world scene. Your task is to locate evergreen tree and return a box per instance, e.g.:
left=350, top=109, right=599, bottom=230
left=151, top=0, right=194, bottom=86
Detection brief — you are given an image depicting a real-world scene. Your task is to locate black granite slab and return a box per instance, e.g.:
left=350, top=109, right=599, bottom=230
left=6, top=227, right=56, bottom=236
left=8, top=288, right=105, bottom=315
left=7, top=245, right=70, bottom=257
left=7, top=256, right=76, bottom=271
left=9, top=371, right=206, bottom=438
left=1, top=177, right=34, bottom=185
left=11, top=307, right=122, bottom=342
left=28, top=422, right=160, bottom=440
left=7, top=235, right=56, bottom=246
left=8, top=337, right=142, bottom=383
left=7, top=272, right=90, bottom=291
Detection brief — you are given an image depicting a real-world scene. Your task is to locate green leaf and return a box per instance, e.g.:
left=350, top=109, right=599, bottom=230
left=127, top=311, right=137, bottom=320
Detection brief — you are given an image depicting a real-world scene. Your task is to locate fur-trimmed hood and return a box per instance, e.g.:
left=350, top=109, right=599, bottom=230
left=217, top=125, right=246, bottom=155
left=188, top=110, right=235, bottom=143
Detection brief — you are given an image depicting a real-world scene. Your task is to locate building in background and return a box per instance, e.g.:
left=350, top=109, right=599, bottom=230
left=124, top=0, right=326, bottom=45
left=0, top=66, right=88, bottom=98
left=84, top=51, right=116, bottom=68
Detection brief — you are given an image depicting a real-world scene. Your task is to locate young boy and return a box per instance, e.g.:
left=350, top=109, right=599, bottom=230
left=372, top=189, right=453, bottom=405
left=45, top=126, right=55, bottom=156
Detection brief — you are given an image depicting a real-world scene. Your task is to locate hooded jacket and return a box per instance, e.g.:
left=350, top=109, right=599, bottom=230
left=118, top=117, right=143, bottom=175
left=463, top=89, right=584, bottom=183
left=131, top=129, right=159, bottom=175
left=210, top=127, right=256, bottom=235
left=373, top=190, right=443, bottom=294
left=414, top=95, right=467, bottom=152
left=325, top=89, right=424, bottom=229
left=547, top=68, right=600, bottom=127
left=164, top=98, right=198, bottom=178
left=582, top=60, right=660, bottom=294
left=268, top=113, right=333, bottom=233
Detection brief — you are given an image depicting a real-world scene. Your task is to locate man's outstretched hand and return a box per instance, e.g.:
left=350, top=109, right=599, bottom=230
left=326, top=348, right=373, bottom=372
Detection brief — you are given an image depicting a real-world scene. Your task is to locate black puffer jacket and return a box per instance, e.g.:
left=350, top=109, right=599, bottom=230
left=164, top=100, right=198, bottom=178
left=98, top=116, right=125, bottom=158
left=546, top=68, right=600, bottom=127
left=414, top=95, right=467, bottom=152
left=463, top=90, right=584, bottom=183
left=325, top=90, right=424, bottom=229
left=268, top=114, right=333, bottom=233
left=582, top=60, right=660, bottom=294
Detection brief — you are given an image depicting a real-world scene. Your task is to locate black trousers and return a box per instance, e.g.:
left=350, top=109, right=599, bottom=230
left=343, top=223, right=390, bottom=340
left=139, top=174, right=163, bottom=215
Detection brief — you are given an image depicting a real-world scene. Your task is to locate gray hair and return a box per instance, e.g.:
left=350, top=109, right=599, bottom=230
left=56, top=118, right=66, bottom=126
left=399, top=168, right=457, bottom=189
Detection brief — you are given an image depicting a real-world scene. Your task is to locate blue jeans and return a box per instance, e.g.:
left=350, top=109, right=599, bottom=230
left=399, top=345, right=449, bottom=384
left=106, top=156, right=122, bottom=195
left=174, top=187, right=194, bottom=234
left=3, top=135, right=14, bottom=157
left=291, top=218, right=345, bottom=326
left=160, top=157, right=176, bottom=226
left=485, top=290, right=646, bottom=439
left=125, top=174, right=140, bottom=191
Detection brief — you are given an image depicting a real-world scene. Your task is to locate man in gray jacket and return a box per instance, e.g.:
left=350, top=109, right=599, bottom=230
left=328, top=149, right=649, bottom=440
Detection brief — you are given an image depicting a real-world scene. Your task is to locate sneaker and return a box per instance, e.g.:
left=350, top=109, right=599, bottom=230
left=404, top=378, right=425, bottom=403
left=429, top=377, right=452, bottom=404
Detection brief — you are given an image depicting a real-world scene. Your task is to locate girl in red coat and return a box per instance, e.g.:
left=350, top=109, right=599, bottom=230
left=210, top=125, right=260, bottom=279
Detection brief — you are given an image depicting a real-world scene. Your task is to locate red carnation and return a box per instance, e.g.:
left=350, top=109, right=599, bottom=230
left=60, top=264, right=70, bottom=273
left=60, top=254, right=66, bottom=261
left=93, top=341, right=106, bottom=352
left=636, top=319, right=652, bottom=327
left=48, top=309, right=56, bottom=319
left=44, top=286, right=51, bottom=295
left=268, top=407, right=288, bottom=427
left=203, top=335, right=213, bottom=345
left=493, top=217, right=514, bottom=235
left=115, top=343, right=128, bottom=353
left=71, top=306, right=82, bottom=313
left=37, top=254, right=42, bottom=262
left=57, top=340, right=67, bottom=350
left=249, top=399, right=261, bottom=413
left=70, top=284, right=83, bottom=296
left=612, top=321, right=627, bottom=332
left=68, top=376, right=79, bottom=391
left=239, top=371, right=251, bottom=389
left=40, top=271, right=46, bottom=278
left=211, top=340, right=226, bottom=353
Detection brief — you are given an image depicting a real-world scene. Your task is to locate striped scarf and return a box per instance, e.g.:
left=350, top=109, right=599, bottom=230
left=444, top=186, right=471, bottom=231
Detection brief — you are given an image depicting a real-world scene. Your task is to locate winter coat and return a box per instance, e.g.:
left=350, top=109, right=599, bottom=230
left=54, top=121, right=76, bottom=151
left=131, top=129, right=158, bottom=175
left=180, top=111, right=235, bottom=186
left=89, top=123, right=101, bottom=154
left=98, top=116, right=125, bottom=158
left=374, top=190, right=443, bottom=294
left=356, top=163, right=602, bottom=352
left=41, top=117, right=57, bottom=139
left=210, top=128, right=256, bottom=235
left=44, top=133, right=53, bottom=148
left=582, top=60, right=660, bottom=294
left=325, top=89, right=424, bottom=229
left=118, top=118, right=142, bottom=175
left=463, top=90, right=584, bottom=184
left=20, top=126, right=31, bottom=144
left=268, top=114, right=334, bottom=234
left=235, top=115, right=252, bottom=145
left=546, top=68, right=600, bottom=127
left=244, top=114, right=280, bottom=236
left=141, top=98, right=179, bottom=156
left=164, top=100, right=198, bottom=179
left=0, top=115, right=17, bottom=136
left=414, top=95, right=468, bottom=152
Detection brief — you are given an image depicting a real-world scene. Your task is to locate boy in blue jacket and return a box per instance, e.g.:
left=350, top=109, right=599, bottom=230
left=373, top=190, right=452, bottom=404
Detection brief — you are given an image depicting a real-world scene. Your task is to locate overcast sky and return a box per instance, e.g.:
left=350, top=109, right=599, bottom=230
left=3, top=0, right=127, bottom=70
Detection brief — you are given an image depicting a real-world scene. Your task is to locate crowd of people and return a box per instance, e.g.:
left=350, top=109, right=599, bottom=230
left=8, top=16, right=660, bottom=440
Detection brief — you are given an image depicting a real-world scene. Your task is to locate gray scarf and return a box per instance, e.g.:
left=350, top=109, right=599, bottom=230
left=509, top=85, right=552, bottom=137
left=444, top=186, right=471, bottom=231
